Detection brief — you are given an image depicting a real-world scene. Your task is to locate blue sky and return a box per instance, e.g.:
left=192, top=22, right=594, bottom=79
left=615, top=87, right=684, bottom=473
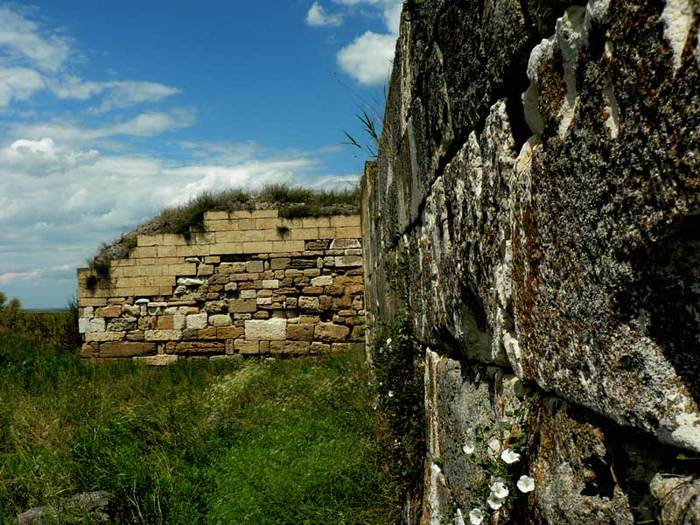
left=0, top=0, right=401, bottom=308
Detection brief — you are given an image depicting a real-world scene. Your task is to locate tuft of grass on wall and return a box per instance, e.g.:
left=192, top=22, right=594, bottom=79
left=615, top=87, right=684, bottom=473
left=89, top=184, right=361, bottom=275
left=0, top=335, right=397, bottom=524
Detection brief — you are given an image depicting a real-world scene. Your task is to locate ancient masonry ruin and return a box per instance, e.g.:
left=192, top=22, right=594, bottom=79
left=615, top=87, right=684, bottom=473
left=77, top=210, right=365, bottom=363
left=361, top=0, right=700, bottom=523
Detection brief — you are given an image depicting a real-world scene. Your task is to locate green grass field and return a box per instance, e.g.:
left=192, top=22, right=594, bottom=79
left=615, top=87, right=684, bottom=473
left=0, top=334, right=398, bottom=524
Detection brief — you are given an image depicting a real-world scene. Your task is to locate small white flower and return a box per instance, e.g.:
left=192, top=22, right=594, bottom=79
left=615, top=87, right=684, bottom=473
left=455, top=508, right=466, bottom=525
left=517, top=475, right=535, bottom=493
left=469, top=508, right=485, bottom=525
left=487, top=495, right=504, bottom=510
left=388, top=390, right=394, bottom=398
left=462, top=443, right=475, bottom=455
left=490, top=480, right=509, bottom=500
left=501, top=448, right=521, bottom=464
left=386, top=338, right=392, bottom=346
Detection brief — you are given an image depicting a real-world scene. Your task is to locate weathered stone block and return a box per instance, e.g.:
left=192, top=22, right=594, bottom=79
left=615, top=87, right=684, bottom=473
left=95, top=305, right=122, bottom=318
left=247, top=260, right=264, bottom=273
left=314, top=322, right=350, bottom=342
left=311, top=275, right=333, bottom=287
left=310, top=342, right=330, bottom=353
left=244, top=318, right=287, bottom=340
left=85, top=331, right=125, bottom=343
left=100, top=342, right=156, bottom=358
left=229, top=299, right=257, bottom=313
left=262, top=279, right=279, bottom=289
left=270, top=340, right=310, bottom=354
left=133, top=355, right=179, bottom=366
left=156, top=315, right=174, bottom=330
left=235, top=339, right=259, bottom=354
left=209, top=314, right=232, bottom=327
left=186, top=313, right=208, bottom=329
left=334, top=256, right=363, bottom=268
left=144, top=330, right=182, bottom=342
left=216, top=326, right=244, bottom=339
left=299, top=296, right=320, bottom=310
left=287, top=324, right=315, bottom=341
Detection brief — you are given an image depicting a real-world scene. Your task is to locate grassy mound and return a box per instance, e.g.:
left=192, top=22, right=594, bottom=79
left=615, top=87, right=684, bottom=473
left=0, top=335, right=397, bottom=524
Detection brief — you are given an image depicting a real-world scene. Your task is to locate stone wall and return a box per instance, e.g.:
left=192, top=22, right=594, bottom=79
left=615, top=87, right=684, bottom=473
left=363, top=0, right=699, bottom=523
left=78, top=210, right=364, bottom=362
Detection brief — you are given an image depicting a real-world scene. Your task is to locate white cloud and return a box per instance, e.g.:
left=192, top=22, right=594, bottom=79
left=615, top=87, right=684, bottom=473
left=330, top=0, right=401, bottom=85
left=0, top=137, right=344, bottom=306
left=0, top=7, right=179, bottom=112
left=12, top=109, right=196, bottom=143
left=0, top=67, right=45, bottom=106
left=306, top=2, right=344, bottom=27
left=49, top=77, right=180, bottom=112
left=0, top=270, right=44, bottom=286
left=337, top=31, right=395, bottom=85
left=0, top=137, right=98, bottom=176
left=0, top=7, right=70, bottom=72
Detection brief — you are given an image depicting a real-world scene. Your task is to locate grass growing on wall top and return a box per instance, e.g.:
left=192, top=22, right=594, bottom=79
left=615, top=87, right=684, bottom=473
left=0, top=334, right=397, bottom=524
left=88, top=183, right=361, bottom=279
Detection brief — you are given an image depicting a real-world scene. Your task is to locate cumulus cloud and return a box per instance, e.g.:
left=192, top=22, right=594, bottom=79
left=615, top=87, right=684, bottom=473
left=306, top=2, right=344, bottom=27
left=0, top=136, right=340, bottom=306
left=332, top=0, right=401, bottom=85
left=337, top=31, right=395, bottom=85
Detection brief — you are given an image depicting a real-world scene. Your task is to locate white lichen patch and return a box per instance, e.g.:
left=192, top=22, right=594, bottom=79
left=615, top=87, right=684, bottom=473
left=602, top=77, right=621, bottom=139
left=661, top=0, right=695, bottom=72
left=665, top=412, right=700, bottom=452
left=555, top=7, right=586, bottom=138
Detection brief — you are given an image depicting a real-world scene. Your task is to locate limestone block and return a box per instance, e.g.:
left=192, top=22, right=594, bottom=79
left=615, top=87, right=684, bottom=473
left=107, top=317, right=138, bottom=332
left=330, top=238, right=361, bottom=250
left=216, top=326, right=244, bottom=339
left=209, top=314, right=232, bottom=327
left=302, top=286, right=324, bottom=295
left=197, top=327, right=217, bottom=339
left=330, top=215, right=361, bottom=227
left=235, top=339, right=259, bottom=354
left=84, top=318, right=106, bottom=333
left=99, top=342, right=156, bottom=358
left=220, top=262, right=247, bottom=273
left=311, top=275, right=333, bottom=287
left=299, top=296, right=320, bottom=310
left=270, top=341, right=310, bottom=354
left=186, top=313, right=208, bottom=329
left=156, top=315, right=175, bottom=330
left=85, top=331, right=125, bottom=343
left=204, top=301, right=227, bottom=314
left=133, top=355, right=179, bottom=366
left=78, top=318, right=90, bottom=334
left=262, top=279, right=279, bottom=289
left=166, top=341, right=225, bottom=355
left=95, top=305, right=122, bottom=318
left=314, top=322, right=351, bottom=342
left=287, top=324, right=315, bottom=341
left=334, top=256, right=363, bottom=268
left=247, top=260, right=264, bottom=273
left=145, top=330, right=182, bottom=342
left=229, top=299, right=258, bottom=313
left=271, top=257, right=291, bottom=270
left=244, top=319, right=287, bottom=340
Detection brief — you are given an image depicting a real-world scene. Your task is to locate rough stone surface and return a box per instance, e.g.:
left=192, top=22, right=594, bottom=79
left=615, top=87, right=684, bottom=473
left=244, top=319, right=287, bottom=341
left=363, top=1, right=700, bottom=523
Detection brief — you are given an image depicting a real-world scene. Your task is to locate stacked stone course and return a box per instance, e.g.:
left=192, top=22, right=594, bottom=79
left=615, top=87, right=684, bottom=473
left=77, top=210, right=365, bottom=362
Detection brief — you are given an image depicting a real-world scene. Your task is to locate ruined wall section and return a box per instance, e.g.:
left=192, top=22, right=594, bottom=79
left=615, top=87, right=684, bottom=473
left=363, top=0, right=699, bottom=523
left=78, top=210, right=364, bottom=362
